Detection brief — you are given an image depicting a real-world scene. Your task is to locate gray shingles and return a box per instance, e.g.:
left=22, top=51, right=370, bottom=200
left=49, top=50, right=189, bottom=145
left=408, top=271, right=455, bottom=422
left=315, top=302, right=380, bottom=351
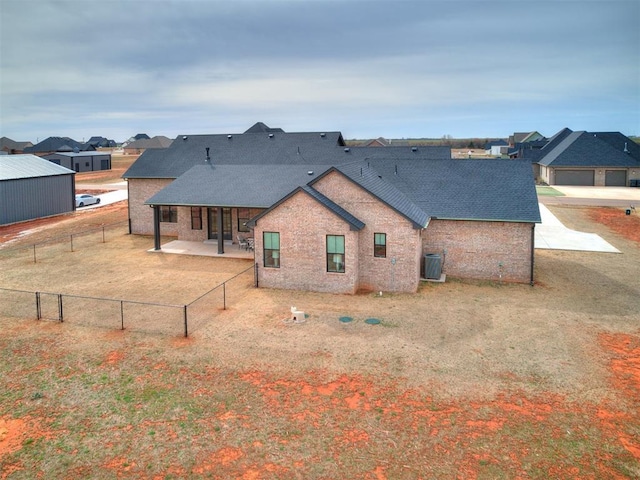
left=247, top=185, right=365, bottom=231
left=537, top=131, right=640, bottom=168
left=364, top=158, right=541, bottom=223
left=145, top=164, right=334, bottom=207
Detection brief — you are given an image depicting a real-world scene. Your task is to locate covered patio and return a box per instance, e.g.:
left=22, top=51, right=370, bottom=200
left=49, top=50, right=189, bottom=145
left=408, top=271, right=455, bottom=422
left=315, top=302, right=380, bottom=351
left=148, top=239, right=255, bottom=259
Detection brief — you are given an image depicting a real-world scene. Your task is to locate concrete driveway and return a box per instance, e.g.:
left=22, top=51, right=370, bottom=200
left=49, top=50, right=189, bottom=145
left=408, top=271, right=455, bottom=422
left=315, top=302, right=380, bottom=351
left=76, top=181, right=128, bottom=210
left=535, top=203, right=620, bottom=253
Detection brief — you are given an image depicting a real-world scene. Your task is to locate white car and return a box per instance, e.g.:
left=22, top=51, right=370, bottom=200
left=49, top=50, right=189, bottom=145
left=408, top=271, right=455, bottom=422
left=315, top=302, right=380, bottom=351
left=75, top=194, right=100, bottom=207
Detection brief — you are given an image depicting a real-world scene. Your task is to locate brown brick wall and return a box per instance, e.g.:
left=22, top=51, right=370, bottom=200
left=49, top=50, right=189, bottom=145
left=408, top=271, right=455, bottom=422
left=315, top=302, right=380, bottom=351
left=177, top=207, right=208, bottom=241
left=422, top=220, right=534, bottom=283
left=253, top=190, right=360, bottom=294
left=127, top=178, right=177, bottom=236
left=313, top=171, right=422, bottom=292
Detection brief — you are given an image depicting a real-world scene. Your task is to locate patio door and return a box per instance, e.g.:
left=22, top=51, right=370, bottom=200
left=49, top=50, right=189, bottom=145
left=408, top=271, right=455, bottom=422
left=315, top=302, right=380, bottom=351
left=208, top=207, right=232, bottom=240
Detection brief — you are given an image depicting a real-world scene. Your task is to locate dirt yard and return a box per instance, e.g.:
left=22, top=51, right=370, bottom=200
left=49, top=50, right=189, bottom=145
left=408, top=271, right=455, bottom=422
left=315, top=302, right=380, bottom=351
left=1, top=203, right=639, bottom=479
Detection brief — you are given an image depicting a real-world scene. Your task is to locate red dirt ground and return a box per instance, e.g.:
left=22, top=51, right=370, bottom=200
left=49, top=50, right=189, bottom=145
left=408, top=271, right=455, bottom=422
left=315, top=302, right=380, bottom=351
left=2, top=202, right=639, bottom=478
left=588, top=207, right=640, bottom=243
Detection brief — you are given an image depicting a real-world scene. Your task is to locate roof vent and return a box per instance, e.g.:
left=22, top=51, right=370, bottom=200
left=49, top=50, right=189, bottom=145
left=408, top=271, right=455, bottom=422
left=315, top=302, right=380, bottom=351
left=320, top=133, right=326, bottom=138
left=344, top=147, right=350, bottom=152
left=307, top=170, right=314, bottom=175
left=227, top=134, right=232, bottom=139
left=183, top=136, right=188, bottom=141
left=411, top=146, right=417, bottom=152
left=268, top=133, right=274, bottom=138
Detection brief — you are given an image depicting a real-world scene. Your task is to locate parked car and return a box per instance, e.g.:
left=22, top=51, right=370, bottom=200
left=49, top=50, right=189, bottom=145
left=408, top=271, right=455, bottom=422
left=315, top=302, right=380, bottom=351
left=75, top=194, right=100, bottom=207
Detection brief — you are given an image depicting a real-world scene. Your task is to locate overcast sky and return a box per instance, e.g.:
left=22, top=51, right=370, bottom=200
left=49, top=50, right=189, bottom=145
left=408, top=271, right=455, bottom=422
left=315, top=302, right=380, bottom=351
left=1, top=0, right=638, bottom=143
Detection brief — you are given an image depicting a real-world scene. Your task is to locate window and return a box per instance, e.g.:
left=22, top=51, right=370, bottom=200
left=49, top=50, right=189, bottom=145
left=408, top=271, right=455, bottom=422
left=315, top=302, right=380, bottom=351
left=238, top=208, right=263, bottom=232
left=263, top=232, right=280, bottom=268
left=374, top=233, right=386, bottom=258
left=326, top=235, right=345, bottom=273
left=191, top=207, right=202, bottom=230
left=160, top=206, right=177, bottom=223
left=85, top=161, right=90, bottom=167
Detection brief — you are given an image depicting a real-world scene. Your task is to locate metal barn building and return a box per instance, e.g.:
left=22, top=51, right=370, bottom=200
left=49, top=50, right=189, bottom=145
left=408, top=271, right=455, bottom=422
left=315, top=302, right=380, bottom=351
left=0, top=155, right=76, bottom=225
left=43, top=151, right=111, bottom=172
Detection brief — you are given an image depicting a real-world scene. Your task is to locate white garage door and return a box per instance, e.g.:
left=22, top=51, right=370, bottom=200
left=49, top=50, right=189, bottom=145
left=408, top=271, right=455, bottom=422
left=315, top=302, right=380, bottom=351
left=554, top=170, right=595, bottom=186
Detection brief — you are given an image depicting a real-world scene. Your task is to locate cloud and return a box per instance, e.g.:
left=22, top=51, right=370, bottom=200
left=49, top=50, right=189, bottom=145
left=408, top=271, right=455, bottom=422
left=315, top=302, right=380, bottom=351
left=1, top=0, right=638, bottom=141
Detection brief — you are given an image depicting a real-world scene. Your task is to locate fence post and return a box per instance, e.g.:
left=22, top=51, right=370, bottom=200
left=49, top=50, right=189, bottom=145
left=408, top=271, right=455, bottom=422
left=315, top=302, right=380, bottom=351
left=58, top=294, right=63, bottom=322
left=70, top=235, right=74, bottom=252
left=36, top=292, right=41, bottom=320
left=223, top=283, right=226, bottom=310
left=33, top=244, right=37, bottom=264
left=120, top=301, right=124, bottom=330
left=183, top=305, right=188, bottom=338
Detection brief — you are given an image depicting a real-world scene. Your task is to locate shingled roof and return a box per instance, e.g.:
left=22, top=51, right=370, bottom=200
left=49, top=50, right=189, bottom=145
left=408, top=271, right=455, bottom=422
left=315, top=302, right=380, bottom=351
left=146, top=157, right=539, bottom=225
left=537, top=131, right=640, bottom=168
left=136, top=123, right=535, bottom=226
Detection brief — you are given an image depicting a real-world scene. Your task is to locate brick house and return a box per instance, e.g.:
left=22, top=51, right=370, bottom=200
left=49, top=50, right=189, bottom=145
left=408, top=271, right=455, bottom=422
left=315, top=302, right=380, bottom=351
left=124, top=124, right=539, bottom=293
left=509, top=128, right=640, bottom=186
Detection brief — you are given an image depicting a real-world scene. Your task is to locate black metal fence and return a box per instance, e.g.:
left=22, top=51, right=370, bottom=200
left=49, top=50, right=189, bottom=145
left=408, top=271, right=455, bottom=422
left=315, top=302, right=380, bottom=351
left=0, top=264, right=256, bottom=337
left=0, top=221, right=129, bottom=263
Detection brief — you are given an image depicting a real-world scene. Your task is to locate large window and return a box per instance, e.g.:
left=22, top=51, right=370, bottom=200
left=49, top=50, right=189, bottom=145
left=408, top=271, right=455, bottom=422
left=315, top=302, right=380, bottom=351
left=160, top=206, right=177, bottom=223
left=326, top=235, right=345, bottom=273
left=238, top=208, right=263, bottom=232
left=263, top=232, right=280, bottom=268
left=374, top=233, right=386, bottom=258
left=191, top=207, right=202, bottom=230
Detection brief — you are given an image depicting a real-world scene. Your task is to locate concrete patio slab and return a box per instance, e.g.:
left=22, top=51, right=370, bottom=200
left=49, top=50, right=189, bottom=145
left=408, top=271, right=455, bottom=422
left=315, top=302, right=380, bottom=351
left=149, top=240, right=255, bottom=259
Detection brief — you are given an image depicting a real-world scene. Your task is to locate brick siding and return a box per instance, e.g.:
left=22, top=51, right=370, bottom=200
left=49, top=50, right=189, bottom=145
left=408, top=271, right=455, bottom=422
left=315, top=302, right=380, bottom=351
left=127, top=178, right=177, bottom=236
left=313, top=171, right=422, bottom=292
left=422, top=220, right=534, bottom=283
left=253, top=191, right=360, bottom=294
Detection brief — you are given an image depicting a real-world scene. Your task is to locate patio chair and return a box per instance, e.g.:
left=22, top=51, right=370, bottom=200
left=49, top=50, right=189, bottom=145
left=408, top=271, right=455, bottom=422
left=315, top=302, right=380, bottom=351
left=237, top=235, right=248, bottom=250
left=247, top=238, right=254, bottom=251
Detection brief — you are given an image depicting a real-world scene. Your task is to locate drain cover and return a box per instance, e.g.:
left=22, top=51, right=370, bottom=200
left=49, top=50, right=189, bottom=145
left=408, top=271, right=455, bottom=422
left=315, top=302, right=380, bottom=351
left=339, top=316, right=353, bottom=323
left=365, top=318, right=381, bottom=325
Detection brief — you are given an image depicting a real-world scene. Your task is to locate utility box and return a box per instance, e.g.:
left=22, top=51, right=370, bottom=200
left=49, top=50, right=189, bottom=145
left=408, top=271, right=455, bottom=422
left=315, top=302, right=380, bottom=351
left=424, top=253, right=442, bottom=280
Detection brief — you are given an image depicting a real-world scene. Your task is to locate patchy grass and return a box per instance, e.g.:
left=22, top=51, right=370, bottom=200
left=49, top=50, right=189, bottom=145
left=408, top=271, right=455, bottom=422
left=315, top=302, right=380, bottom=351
left=1, top=327, right=639, bottom=478
left=1, top=203, right=640, bottom=478
left=536, top=186, right=565, bottom=196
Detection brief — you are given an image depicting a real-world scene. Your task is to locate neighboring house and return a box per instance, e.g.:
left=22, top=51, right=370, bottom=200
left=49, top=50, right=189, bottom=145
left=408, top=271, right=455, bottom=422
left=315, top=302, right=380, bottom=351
left=43, top=151, right=112, bottom=173
left=364, top=137, right=412, bottom=147
left=509, top=131, right=545, bottom=146
left=122, top=133, right=151, bottom=148
left=23, top=137, right=95, bottom=156
left=0, top=155, right=75, bottom=225
left=86, top=136, right=117, bottom=148
left=123, top=136, right=173, bottom=155
left=535, top=130, right=640, bottom=186
left=484, top=139, right=508, bottom=156
left=0, top=137, right=33, bottom=154
left=124, top=123, right=538, bottom=293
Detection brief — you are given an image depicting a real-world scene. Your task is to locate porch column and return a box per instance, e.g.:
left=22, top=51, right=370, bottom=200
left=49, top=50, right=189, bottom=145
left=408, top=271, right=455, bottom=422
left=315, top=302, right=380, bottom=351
left=217, top=206, right=224, bottom=254
left=153, top=205, right=161, bottom=251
